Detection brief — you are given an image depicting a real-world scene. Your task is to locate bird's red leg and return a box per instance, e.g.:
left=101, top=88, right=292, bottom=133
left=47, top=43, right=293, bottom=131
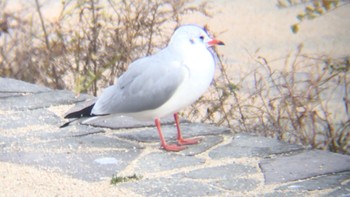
left=174, top=113, right=201, bottom=145
left=155, top=118, right=186, bottom=151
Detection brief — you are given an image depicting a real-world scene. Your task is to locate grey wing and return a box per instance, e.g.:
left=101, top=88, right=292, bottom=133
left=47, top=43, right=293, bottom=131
left=91, top=57, right=187, bottom=115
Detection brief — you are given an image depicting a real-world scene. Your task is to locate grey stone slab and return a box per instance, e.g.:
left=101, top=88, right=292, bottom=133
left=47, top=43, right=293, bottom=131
left=55, top=124, right=106, bottom=138
left=1, top=123, right=140, bottom=153
left=120, top=178, right=223, bottom=196
left=0, top=92, right=24, bottom=98
left=327, top=181, right=350, bottom=197
left=1, top=124, right=105, bottom=147
left=33, top=134, right=141, bottom=151
left=260, top=150, right=350, bottom=184
left=0, top=108, right=61, bottom=129
left=133, top=152, right=205, bottom=174
left=0, top=150, right=141, bottom=182
left=174, top=163, right=257, bottom=180
left=181, top=135, right=224, bottom=156
left=0, top=135, right=24, bottom=152
left=0, top=90, right=91, bottom=111
left=174, top=163, right=260, bottom=192
left=263, top=191, right=305, bottom=197
left=0, top=133, right=36, bottom=152
left=62, top=127, right=223, bottom=155
left=85, top=115, right=189, bottom=129
left=209, top=133, right=303, bottom=159
left=212, top=178, right=259, bottom=192
left=64, top=134, right=142, bottom=150
left=0, top=77, right=50, bottom=93
left=116, top=122, right=231, bottom=143
left=0, top=115, right=142, bottom=182
left=276, top=171, right=350, bottom=192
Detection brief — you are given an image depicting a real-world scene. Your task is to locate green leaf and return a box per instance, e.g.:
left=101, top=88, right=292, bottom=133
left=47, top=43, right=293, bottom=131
left=291, top=24, right=299, bottom=34
left=305, top=5, right=314, bottom=12
left=322, top=0, right=332, bottom=10
left=296, top=13, right=305, bottom=21
left=315, top=7, right=324, bottom=15
left=110, top=174, right=142, bottom=185
left=228, top=83, right=239, bottom=92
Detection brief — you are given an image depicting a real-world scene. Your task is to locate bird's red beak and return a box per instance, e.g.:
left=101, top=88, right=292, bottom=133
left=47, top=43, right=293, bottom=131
left=207, top=39, right=225, bottom=46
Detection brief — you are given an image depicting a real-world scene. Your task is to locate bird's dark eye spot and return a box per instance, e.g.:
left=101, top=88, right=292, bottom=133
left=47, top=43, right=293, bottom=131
left=199, top=35, right=204, bottom=41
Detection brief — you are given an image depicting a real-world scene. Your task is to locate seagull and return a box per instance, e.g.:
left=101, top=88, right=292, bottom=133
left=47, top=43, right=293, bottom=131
left=63, top=24, right=224, bottom=151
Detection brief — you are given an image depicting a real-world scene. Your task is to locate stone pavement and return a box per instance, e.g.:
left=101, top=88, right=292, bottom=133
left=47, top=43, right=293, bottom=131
left=0, top=77, right=349, bottom=196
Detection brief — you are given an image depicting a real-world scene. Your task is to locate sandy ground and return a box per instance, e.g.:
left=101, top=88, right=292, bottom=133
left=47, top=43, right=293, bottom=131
left=185, top=0, right=350, bottom=62
left=0, top=161, right=138, bottom=197
left=1, top=0, right=350, bottom=196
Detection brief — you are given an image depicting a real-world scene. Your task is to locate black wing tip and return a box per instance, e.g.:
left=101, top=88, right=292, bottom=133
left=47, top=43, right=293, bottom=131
left=64, top=103, right=95, bottom=119
left=64, top=113, right=92, bottom=119
left=59, top=121, right=72, bottom=128
left=60, top=103, right=97, bottom=128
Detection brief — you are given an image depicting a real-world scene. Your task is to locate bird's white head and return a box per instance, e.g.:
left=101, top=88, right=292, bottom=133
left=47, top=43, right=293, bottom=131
left=169, top=25, right=224, bottom=50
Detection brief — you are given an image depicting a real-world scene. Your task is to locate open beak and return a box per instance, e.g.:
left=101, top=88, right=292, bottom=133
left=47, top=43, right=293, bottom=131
left=207, top=39, right=225, bottom=46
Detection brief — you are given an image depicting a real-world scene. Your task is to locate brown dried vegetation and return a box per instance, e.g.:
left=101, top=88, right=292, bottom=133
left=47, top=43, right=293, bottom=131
left=0, top=0, right=349, bottom=154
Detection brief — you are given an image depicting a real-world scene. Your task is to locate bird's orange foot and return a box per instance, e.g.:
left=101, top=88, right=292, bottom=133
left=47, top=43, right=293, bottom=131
left=178, top=137, right=201, bottom=146
left=161, top=144, right=187, bottom=152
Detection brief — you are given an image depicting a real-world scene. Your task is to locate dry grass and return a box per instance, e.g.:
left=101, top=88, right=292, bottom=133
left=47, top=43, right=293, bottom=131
left=0, top=0, right=206, bottom=95
left=186, top=45, right=350, bottom=154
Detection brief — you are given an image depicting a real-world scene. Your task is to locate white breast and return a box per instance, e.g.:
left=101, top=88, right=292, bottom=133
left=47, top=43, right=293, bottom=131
left=130, top=46, right=215, bottom=120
